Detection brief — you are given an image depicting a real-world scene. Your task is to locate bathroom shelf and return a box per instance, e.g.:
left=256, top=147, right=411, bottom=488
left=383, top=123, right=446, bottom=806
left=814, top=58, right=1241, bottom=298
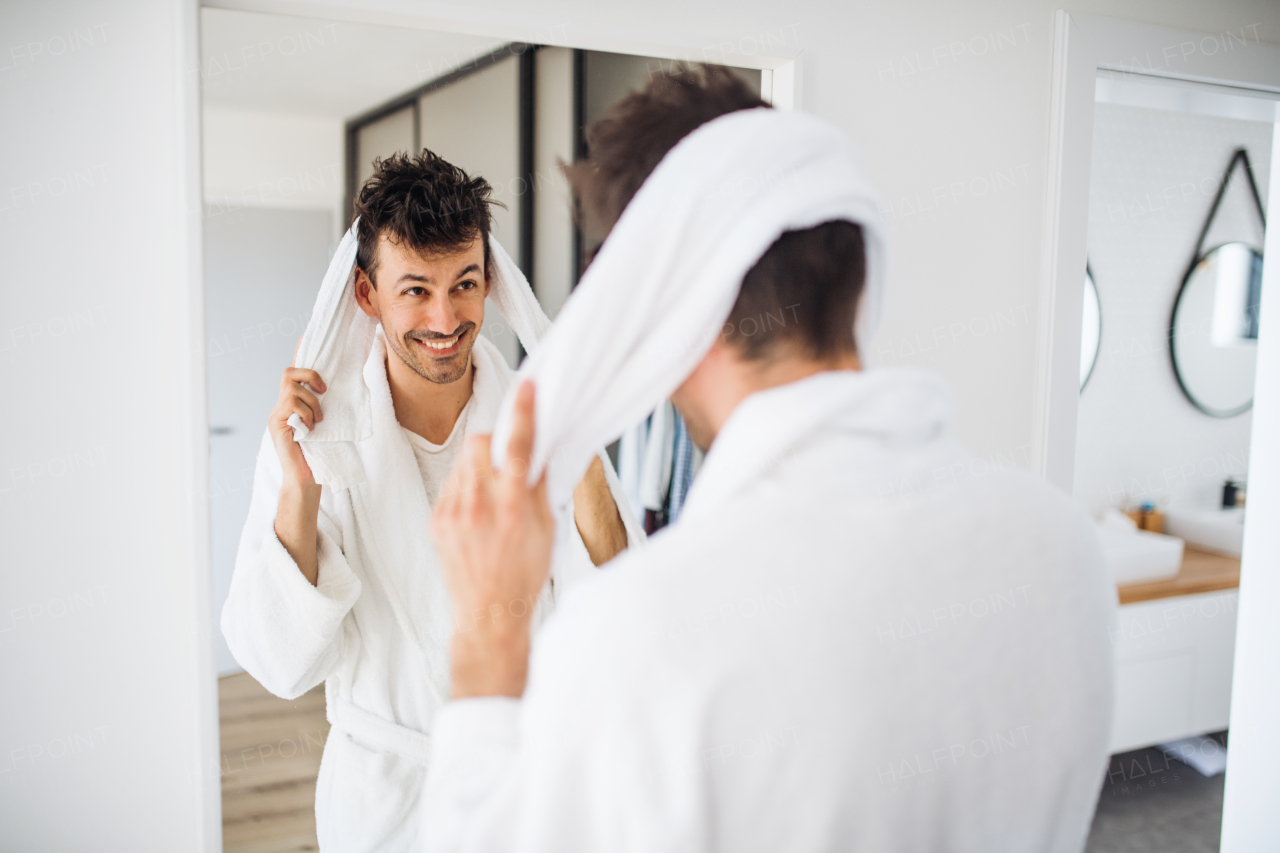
left=1117, top=547, right=1241, bottom=605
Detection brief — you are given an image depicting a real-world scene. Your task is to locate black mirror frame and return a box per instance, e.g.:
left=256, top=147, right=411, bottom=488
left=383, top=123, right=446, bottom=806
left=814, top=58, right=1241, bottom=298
left=1168, top=148, right=1266, bottom=418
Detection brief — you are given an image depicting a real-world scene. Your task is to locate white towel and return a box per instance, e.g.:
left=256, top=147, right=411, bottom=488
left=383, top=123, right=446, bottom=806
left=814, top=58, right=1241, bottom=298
left=638, top=401, right=674, bottom=513
left=616, top=416, right=648, bottom=521
left=289, top=221, right=552, bottom=490
left=492, top=107, right=888, bottom=508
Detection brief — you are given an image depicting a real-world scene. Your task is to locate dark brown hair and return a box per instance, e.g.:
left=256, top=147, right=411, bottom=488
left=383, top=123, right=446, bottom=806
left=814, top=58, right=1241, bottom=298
left=353, top=150, right=502, bottom=285
left=566, top=65, right=865, bottom=359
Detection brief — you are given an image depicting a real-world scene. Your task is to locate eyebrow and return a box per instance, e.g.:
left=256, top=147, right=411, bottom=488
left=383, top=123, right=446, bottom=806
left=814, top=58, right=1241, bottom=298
left=394, top=264, right=482, bottom=286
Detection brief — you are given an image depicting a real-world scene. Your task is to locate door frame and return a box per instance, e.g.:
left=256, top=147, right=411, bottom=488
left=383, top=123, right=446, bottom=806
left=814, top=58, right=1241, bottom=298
left=1039, top=12, right=1280, bottom=850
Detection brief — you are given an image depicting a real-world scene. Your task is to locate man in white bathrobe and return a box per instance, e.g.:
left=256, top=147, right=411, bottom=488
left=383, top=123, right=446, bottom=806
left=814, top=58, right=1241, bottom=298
left=221, top=152, right=634, bottom=850
left=421, top=67, right=1116, bottom=852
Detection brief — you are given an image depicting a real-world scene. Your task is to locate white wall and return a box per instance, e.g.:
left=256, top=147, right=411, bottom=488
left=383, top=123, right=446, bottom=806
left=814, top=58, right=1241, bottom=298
left=0, top=0, right=217, bottom=849
left=205, top=207, right=334, bottom=676
left=1073, top=103, right=1271, bottom=514
left=203, top=106, right=344, bottom=235
left=201, top=105, right=344, bottom=677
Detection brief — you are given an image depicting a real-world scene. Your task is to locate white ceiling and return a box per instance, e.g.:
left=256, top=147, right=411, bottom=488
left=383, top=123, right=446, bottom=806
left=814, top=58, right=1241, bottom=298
left=200, top=8, right=506, bottom=120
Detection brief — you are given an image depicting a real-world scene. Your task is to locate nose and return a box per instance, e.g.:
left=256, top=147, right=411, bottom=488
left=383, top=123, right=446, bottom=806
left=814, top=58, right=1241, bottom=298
left=422, top=292, right=460, bottom=335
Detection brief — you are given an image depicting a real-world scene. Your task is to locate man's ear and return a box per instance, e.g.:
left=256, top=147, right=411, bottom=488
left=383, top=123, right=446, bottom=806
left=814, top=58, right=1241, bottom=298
left=354, top=268, right=379, bottom=319
left=483, top=263, right=492, bottom=298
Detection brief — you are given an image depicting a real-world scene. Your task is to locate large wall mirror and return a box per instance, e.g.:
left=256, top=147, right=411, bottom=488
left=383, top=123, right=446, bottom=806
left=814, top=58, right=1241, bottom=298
left=200, top=10, right=765, bottom=848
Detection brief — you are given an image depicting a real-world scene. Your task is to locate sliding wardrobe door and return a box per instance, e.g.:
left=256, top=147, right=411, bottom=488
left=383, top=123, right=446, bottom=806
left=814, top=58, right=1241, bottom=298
left=355, top=106, right=415, bottom=186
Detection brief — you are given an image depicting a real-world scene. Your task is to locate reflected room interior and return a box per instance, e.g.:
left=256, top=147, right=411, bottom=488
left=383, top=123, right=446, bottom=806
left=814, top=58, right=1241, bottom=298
left=1073, top=71, right=1272, bottom=852
left=201, top=8, right=757, bottom=849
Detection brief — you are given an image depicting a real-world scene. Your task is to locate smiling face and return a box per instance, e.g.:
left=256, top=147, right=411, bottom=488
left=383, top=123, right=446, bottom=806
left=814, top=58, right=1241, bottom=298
left=354, top=233, right=489, bottom=385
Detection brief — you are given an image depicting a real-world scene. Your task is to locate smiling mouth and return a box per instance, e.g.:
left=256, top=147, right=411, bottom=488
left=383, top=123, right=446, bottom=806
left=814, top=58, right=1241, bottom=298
left=412, top=330, right=465, bottom=357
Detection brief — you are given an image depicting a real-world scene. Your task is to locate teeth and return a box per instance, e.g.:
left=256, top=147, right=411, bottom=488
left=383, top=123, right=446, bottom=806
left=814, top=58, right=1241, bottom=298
left=422, top=337, right=458, bottom=350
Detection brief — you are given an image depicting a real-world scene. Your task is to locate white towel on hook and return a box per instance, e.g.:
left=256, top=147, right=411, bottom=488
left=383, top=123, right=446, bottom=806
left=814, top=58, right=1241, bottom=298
left=491, top=108, right=888, bottom=507
left=288, top=222, right=552, bottom=491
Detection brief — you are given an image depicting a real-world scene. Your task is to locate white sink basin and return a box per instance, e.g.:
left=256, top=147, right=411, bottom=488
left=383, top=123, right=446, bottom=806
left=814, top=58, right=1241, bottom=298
left=1165, top=507, right=1245, bottom=557
left=1096, top=513, right=1185, bottom=585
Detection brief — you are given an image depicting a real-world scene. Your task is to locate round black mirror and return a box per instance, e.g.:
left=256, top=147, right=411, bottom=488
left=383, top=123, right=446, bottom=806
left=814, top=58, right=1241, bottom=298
left=1170, top=241, right=1261, bottom=417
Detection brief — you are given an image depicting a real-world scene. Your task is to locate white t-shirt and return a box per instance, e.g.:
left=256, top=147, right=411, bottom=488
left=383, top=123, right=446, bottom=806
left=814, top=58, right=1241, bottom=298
left=402, top=399, right=472, bottom=507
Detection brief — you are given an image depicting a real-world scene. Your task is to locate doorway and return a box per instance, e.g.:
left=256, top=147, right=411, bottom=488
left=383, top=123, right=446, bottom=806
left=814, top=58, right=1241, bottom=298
left=1039, top=13, right=1280, bottom=851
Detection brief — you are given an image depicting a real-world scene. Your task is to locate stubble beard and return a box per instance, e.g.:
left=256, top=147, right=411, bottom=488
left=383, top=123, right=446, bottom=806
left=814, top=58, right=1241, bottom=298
left=389, top=323, right=476, bottom=385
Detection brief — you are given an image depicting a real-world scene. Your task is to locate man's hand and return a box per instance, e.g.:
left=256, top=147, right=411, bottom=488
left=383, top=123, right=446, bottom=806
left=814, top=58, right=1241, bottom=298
left=269, top=363, right=326, bottom=586
left=431, top=381, right=555, bottom=699
left=268, top=366, right=326, bottom=488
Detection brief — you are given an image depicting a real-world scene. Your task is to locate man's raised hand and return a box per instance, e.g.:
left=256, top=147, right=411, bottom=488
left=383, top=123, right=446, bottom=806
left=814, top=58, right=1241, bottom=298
left=431, top=381, right=555, bottom=699
left=268, top=360, right=327, bottom=585
left=268, top=366, right=326, bottom=488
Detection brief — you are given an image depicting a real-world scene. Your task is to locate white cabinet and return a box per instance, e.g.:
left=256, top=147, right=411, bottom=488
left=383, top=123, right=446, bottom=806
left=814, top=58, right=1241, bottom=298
left=1109, top=590, right=1238, bottom=753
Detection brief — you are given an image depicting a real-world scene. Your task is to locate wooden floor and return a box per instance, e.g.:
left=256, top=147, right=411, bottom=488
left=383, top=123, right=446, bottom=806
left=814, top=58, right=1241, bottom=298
left=219, top=673, right=328, bottom=853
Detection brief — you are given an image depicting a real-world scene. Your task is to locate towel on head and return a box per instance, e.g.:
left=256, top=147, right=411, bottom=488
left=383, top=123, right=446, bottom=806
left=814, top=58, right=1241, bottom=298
left=491, top=107, right=888, bottom=509
left=288, top=221, right=551, bottom=490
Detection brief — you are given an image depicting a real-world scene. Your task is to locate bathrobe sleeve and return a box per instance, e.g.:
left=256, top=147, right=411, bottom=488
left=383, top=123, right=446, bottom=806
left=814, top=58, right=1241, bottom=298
left=421, top=581, right=702, bottom=853
left=221, top=430, right=363, bottom=700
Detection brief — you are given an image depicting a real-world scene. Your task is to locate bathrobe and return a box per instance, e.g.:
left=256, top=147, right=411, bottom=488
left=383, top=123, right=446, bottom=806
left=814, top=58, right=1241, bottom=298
left=221, top=330, right=634, bottom=851
left=422, top=368, right=1117, bottom=852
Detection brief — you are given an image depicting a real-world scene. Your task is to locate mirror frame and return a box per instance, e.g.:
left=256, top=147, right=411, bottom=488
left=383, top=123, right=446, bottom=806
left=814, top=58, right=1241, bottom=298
left=1169, top=241, right=1263, bottom=417
left=1167, top=148, right=1266, bottom=418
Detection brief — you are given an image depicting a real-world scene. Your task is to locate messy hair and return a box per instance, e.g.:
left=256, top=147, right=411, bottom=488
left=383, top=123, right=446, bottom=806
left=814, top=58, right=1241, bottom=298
left=353, top=150, right=503, bottom=285
left=565, top=64, right=865, bottom=360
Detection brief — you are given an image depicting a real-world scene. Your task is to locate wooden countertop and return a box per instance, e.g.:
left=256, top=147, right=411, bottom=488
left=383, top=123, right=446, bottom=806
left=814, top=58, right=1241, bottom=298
left=1117, top=546, right=1241, bottom=605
